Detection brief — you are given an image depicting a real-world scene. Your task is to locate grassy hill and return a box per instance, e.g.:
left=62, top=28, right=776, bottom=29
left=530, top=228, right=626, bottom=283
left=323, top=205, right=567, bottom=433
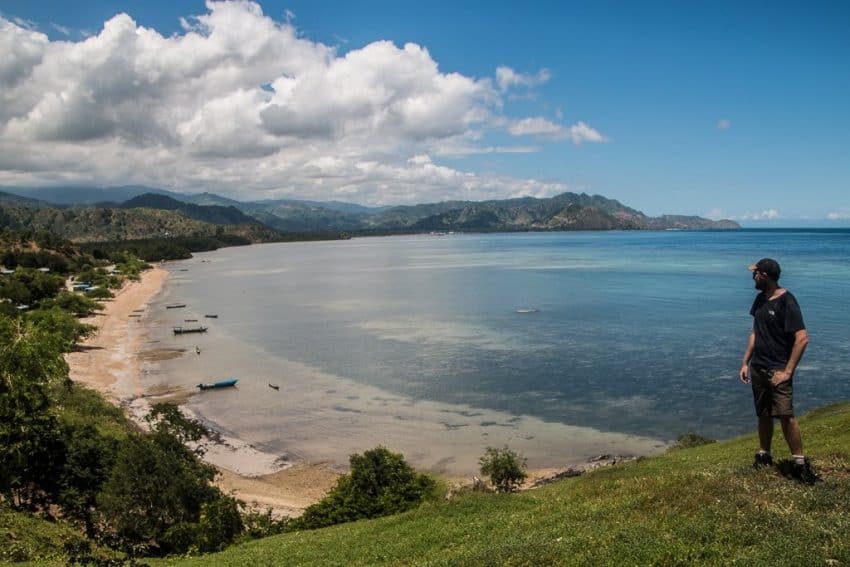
left=154, top=402, right=850, bottom=566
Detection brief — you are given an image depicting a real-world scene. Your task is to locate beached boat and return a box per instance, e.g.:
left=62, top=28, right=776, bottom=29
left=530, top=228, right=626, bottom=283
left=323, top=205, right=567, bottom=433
left=204, top=314, right=219, bottom=318
left=166, top=303, right=187, bottom=309
left=173, top=326, right=207, bottom=334
left=197, top=378, right=238, bottom=390
left=268, top=383, right=280, bottom=390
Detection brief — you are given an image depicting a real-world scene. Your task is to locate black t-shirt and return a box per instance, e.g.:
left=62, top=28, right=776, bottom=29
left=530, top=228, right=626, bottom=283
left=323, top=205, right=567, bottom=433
left=749, top=290, right=806, bottom=369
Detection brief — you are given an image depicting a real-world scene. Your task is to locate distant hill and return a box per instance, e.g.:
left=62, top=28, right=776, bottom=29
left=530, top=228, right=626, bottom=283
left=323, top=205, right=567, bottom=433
left=253, top=198, right=386, bottom=216
left=0, top=203, right=282, bottom=243
left=361, top=192, right=739, bottom=231
left=2, top=185, right=182, bottom=205
left=120, top=193, right=257, bottom=225
left=1, top=185, right=740, bottom=233
left=0, top=190, right=55, bottom=209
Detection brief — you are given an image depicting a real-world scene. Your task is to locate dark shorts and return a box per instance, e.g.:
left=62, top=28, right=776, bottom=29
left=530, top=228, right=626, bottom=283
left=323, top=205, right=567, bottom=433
left=751, top=365, right=794, bottom=417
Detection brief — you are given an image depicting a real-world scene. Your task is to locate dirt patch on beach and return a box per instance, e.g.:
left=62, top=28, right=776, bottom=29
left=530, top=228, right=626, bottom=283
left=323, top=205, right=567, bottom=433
left=137, top=347, right=188, bottom=362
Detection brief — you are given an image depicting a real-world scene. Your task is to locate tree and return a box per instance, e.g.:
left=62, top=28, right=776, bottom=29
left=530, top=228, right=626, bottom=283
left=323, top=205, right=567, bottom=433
left=291, top=446, right=436, bottom=530
left=56, top=422, right=119, bottom=537
left=479, top=446, right=527, bottom=493
left=38, top=291, right=102, bottom=317
left=0, top=315, right=70, bottom=509
left=0, top=278, right=30, bottom=305
left=26, top=308, right=96, bottom=352
left=145, top=402, right=212, bottom=450
left=6, top=268, right=64, bottom=304
left=97, top=406, right=234, bottom=555
left=196, top=496, right=243, bottom=552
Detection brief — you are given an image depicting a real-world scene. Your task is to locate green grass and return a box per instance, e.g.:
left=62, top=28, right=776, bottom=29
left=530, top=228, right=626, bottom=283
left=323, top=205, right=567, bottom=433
left=0, top=507, right=117, bottom=565
left=154, top=402, right=850, bottom=566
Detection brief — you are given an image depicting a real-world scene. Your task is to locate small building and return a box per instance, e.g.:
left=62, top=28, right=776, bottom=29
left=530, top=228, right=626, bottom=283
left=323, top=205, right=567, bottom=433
left=37, top=267, right=50, bottom=272
left=0, top=268, right=14, bottom=276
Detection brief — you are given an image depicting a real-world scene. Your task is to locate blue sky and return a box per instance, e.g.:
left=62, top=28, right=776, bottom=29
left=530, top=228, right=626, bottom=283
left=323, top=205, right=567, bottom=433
left=1, top=1, right=848, bottom=224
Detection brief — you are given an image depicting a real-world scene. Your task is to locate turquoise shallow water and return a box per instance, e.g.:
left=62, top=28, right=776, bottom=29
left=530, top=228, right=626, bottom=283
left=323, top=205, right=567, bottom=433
left=145, top=230, right=850, bottom=471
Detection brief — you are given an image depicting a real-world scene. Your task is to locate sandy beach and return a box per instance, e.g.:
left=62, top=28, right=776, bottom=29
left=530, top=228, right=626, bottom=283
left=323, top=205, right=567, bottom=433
left=65, top=267, right=340, bottom=517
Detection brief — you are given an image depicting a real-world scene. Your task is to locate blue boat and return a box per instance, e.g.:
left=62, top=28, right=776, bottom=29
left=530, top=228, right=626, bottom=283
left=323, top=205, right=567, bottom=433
left=197, top=378, right=238, bottom=390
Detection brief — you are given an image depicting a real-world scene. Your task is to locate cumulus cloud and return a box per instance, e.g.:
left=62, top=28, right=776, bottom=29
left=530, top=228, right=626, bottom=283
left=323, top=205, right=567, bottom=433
left=508, top=117, right=608, bottom=144
left=495, top=66, right=551, bottom=91
left=0, top=17, right=47, bottom=87
left=826, top=211, right=850, bottom=220
left=0, top=3, right=596, bottom=204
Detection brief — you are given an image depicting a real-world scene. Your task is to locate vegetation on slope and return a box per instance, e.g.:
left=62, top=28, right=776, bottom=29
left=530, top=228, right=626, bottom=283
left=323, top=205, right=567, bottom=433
left=159, top=403, right=850, bottom=566
left=1, top=234, right=288, bottom=563
left=0, top=204, right=283, bottom=244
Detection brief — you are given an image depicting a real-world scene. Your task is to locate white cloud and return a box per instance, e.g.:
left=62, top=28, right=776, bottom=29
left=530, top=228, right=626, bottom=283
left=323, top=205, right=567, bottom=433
left=432, top=144, right=540, bottom=156
left=0, top=17, right=47, bottom=88
left=495, top=66, right=551, bottom=92
left=0, top=3, right=591, bottom=204
left=508, top=117, right=563, bottom=137
left=567, top=121, right=608, bottom=144
left=508, top=117, right=608, bottom=145
left=741, top=209, right=781, bottom=220
left=50, top=23, right=71, bottom=36
left=717, top=119, right=731, bottom=130
left=826, top=211, right=850, bottom=220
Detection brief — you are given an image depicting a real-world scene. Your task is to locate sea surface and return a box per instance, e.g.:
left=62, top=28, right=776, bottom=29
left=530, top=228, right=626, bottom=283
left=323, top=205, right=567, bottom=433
left=142, top=230, right=850, bottom=474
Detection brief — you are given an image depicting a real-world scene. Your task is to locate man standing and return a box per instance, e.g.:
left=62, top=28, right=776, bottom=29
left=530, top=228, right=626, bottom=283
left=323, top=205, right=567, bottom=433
left=739, top=258, right=818, bottom=483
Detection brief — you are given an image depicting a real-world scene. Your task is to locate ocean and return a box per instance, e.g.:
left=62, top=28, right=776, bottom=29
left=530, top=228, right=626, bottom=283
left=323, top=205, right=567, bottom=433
left=141, top=230, right=850, bottom=474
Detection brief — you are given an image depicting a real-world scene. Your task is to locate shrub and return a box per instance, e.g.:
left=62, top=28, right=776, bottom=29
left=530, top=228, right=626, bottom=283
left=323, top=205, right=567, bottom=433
left=196, top=496, right=244, bottom=552
left=85, top=287, right=113, bottom=300
left=291, top=446, right=436, bottom=530
left=479, top=446, right=527, bottom=493
left=240, top=507, right=288, bottom=540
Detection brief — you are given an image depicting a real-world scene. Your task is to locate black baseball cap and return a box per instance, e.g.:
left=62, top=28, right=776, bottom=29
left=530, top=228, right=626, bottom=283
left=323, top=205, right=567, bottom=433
left=748, top=258, right=781, bottom=280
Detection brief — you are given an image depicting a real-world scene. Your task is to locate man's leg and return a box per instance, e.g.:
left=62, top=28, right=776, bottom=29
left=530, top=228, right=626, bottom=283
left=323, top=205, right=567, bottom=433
left=758, top=416, right=774, bottom=452
left=780, top=416, right=819, bottom=482
left=780, top=416, right=803, bottom=456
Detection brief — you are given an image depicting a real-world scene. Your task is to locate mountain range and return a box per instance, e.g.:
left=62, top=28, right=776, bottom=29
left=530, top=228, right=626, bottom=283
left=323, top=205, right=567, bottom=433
left=0, top=186, right=739, bottom=242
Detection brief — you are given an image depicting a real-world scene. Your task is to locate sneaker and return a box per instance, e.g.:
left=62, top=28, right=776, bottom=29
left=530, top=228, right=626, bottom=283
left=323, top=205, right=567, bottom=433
left=791, top=459, right=821, bottom=484
left=753, top=452, right=773, bottom=468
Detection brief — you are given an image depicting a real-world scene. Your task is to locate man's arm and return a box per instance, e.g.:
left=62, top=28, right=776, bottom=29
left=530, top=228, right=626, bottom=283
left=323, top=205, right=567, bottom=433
left=739, top=332, right=755, bottom=383
left=771, top=329, right=809, bottom=385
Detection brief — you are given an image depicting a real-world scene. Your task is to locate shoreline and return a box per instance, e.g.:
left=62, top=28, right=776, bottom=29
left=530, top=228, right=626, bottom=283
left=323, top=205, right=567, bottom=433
left=65, top=264, right=661, bottom=517
left=65, top=266, right=341, bottom=517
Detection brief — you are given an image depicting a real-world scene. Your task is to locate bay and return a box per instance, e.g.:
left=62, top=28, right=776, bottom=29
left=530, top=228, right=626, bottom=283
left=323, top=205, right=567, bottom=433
left=142, top=230, right=850, bottom=474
